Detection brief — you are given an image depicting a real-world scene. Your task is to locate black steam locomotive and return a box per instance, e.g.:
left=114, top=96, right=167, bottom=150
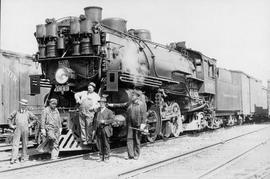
left=31, top=6, right=268, bottom=151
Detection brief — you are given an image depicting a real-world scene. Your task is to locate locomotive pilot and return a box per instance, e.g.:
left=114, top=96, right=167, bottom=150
left=74, top=82, right=100, bottom=145
left=126, top=90, right=147, bottom=160
left=40, top=98, right=62, bottom=160
left=93, top=97, right=115, bottom=162
left=8, top=99, right=38, bottom=164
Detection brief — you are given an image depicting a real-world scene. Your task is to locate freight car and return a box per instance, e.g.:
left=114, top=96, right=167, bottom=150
left=30, top=6, right=269, bottom=151
left=214, top=69, right=268, bottom=126
left=230, top=70, right=268, bottom=121
left=0, top=50, right=49, bottom=133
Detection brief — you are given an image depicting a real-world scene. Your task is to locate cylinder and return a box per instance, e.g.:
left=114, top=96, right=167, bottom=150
left=135, top=29, right=151, bottom=40
left=39, top=44, right=46, bottom=58
left=57, top=36, right=65, bottom=49
left=80, top=17, right=93, bottom=34
left=45, top=19, right=57, bottom=37
left=36, top=24, right=46, bottom=38
left=84, top=6, right=102, bottom=23
left=70, top=18, right=80, bottom=34
left=72, top=41, right=80, bottom=56
left=92, top=33, right=101, bottom=46
left=80, top=37, right=93, bottom=55
left=101, top=18, right=127, bottom=33
left=46, top=40, right=56, bottom=57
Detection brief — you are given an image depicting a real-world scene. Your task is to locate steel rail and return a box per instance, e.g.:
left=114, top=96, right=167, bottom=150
left=198, top=138, right=270, bottom=178
left=0, top=142, right=36, bottom=152
left=244, top=165, right=270, bottom=179
left=117, top=125, right=270, bottom=179
left=0, top=132, right=191, bottom=174
left=0, top=125, right=265, bottom=175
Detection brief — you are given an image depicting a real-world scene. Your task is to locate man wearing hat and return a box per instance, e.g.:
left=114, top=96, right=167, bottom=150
left=126, top=89, right=147, bottom=160
left=93, top=96, right=114, bottom=162
left=8, top=99, right=38, bottom=164
left=74, top=82, right=100, bottom=145
left=40, top=98, right=61, bottom=160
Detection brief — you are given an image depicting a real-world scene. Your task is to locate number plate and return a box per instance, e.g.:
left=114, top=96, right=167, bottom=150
left=54, top=85, right=69, bottom=92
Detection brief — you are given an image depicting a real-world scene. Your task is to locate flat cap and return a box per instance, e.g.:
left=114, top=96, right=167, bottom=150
left=132, top=89, right=142, bottom=96
left=49, top=98, right=58, bottom=104
left=88, top=82, right=96, bottom=88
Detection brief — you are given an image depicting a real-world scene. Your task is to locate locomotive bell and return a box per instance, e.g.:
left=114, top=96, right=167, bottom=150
left=135, top=29, right=151, bottom=41
left=36, top=24, right=46, bottom=38
left=45, top=18, right=57, bottom=37
left=101, top=18, right=127, bottom=33
left=84, top=6, right=102, bottom=23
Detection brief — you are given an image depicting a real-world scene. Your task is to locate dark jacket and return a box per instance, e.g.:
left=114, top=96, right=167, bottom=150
left=127, top=100, right=147, bottom=127
left=93, top=107, right=115, bottom=137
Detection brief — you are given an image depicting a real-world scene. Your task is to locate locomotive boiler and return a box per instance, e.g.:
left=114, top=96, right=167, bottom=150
left=31, top=6, right=218, bottom=151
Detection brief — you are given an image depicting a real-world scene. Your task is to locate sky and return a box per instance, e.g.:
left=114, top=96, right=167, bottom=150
left=1, top=0, right=270, bottom=85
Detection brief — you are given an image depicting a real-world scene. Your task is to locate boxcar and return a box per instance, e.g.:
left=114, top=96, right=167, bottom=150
left=230, top=70, right=251, bottom=117
left=215, top=68, right=241, bottom=116
left=0, top=50, right=49, bottom=128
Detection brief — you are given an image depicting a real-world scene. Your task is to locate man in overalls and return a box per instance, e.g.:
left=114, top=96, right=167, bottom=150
left=74, top=82, right=100, bottom=145
left=93, top=97, right=114, bottom=162
left=40, top=98, right=62, bottom=160
left=8, top=99, right=38, bottom=164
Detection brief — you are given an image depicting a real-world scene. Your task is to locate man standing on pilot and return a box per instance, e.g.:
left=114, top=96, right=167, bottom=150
left=74, top=82, right=100, bottom=145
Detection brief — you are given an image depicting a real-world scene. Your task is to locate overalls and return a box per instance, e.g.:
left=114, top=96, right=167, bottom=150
left=10, top=111, right=35, bottom=161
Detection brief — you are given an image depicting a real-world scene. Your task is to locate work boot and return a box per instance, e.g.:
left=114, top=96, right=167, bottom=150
left=97, top=157, right=103, bottom=162
left=125, top=156, right=134, bottom=160
left=51, top=157, right=59, bottom=160
left=21, top=155, right=29, bottom=163
left=104, top=155, right=110, bottom=162
left=10, top=159, right=17, bottom=164
left=20, top=158, right=28, bottom=163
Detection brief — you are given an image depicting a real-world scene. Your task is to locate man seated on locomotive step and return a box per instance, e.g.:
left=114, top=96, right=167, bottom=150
left=74, top=82, right=100, bottom=145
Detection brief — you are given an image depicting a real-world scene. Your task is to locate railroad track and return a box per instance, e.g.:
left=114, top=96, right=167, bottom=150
left=117, top=125, right=270, bottom=179
left=0, top=143, right=36, bottom=152
left=197, top=138, right=270, bottom=178
left=0, top=124, right=266, bottom=175
left=0, top=127, right=213, bottom=174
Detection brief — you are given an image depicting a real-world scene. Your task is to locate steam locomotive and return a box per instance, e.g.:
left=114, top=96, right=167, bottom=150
left=31, top=6, right=269, bottom=151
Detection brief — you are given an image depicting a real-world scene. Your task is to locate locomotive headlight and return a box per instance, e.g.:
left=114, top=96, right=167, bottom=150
left=55, top=68, right=69, bottom=84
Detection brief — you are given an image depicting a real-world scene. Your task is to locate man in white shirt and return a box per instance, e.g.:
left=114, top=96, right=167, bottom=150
left=74, top=82, right=100, bottom=145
